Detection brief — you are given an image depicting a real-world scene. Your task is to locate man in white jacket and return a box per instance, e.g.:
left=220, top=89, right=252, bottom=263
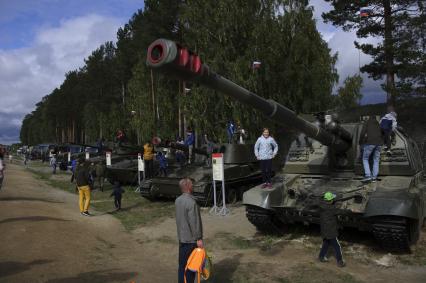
left=254, top=128, right=278, bottom=188
left=379, top=111, right=397, bottom=153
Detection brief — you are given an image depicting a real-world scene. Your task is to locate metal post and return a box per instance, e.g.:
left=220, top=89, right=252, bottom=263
left=209, top=180, right=219, bottom=215
left=219, top=178, right=229, bottom=216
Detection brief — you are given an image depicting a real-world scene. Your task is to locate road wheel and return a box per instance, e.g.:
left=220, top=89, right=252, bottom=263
left=226, top=188, right=238, bottom=204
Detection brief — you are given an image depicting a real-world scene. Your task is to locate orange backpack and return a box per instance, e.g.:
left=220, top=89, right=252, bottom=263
left=185, top=248, right=211, bottom=283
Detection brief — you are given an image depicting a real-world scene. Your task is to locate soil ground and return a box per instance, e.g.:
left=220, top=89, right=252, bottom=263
left=1, top=161, right=426, bottom=283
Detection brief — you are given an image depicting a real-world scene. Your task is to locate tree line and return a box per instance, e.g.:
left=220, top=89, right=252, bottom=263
left=20, top=0, right=425, bottom=146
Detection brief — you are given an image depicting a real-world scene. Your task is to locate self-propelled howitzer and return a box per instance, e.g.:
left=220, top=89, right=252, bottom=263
left=147, top=39, right=426, bottom=252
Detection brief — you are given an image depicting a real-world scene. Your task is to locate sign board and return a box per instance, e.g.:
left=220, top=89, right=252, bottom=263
left=138, top=153, right=144, bottom=172
left=67, top=152, right=71, bottom=162
left=212, top=153, right=224, bottom=181
left=85, top=152, right=90, bottom=160
left=106, top=152, right=112, bottom=166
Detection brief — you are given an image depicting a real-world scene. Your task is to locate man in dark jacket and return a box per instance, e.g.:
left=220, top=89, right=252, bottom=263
left=75, top=159, right=92, bottom=216
left=318, top=192, right=345, bottom=267
left=359, top=116, right=383, bottom=182
left=175, top=178, right=203, bottom=283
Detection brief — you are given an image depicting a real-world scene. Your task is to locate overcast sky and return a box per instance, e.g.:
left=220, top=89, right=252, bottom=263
left=0, top=0, right=385, bottom=145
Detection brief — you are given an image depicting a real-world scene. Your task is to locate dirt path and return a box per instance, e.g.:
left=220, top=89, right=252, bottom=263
left=1, top=163, right=425, bottom=283
left=0, top=164, right=174, bottom=283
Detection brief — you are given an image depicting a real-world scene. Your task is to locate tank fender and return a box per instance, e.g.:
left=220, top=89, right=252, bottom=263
left=364, top=190, right=422, bottom=220
left=243, top=183, right=285, bottom=210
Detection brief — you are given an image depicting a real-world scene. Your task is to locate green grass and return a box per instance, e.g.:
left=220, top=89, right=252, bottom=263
left=27, top=167, right=175, bottom=230
left=397, top=238, right=426, bottom=266
left=273, top=264, right=363, bottom=283
left=209, top=232, right=254, bottom=250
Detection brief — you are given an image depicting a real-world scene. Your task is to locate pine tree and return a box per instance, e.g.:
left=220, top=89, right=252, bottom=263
left=323, top=0, right=426, bottom=105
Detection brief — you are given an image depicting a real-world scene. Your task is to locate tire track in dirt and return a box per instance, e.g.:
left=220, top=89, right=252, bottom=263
left=0, top=164, right=175, bottom=283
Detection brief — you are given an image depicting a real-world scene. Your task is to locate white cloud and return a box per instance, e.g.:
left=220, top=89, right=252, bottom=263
left=310, top=0, right=386, bottom=104
left=0, top=14, right=122, bottom=144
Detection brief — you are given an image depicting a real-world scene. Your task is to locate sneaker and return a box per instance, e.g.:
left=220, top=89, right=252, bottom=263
left=318, top=257, right=329, bottom=263
left=361, top=177, right=372, bottom=183
left=82, top=211, right=91, bottom=216
left=371, top=178, right=377, bottom=183
left=337, top=260, right=346, bottom=267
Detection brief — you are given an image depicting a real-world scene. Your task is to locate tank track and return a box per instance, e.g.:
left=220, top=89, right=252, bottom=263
left=372, top=217, right=411, bottom=252
left=246, top=205, right=283, bottom=234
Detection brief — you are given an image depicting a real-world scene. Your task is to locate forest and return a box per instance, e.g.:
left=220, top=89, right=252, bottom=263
left=20, top=0, right=425, bottom=146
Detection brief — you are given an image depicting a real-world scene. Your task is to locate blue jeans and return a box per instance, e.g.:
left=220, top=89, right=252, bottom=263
left=178, top=242, right=197, bottom=283
left=319, top=238, right=343, bottom=262
left=362, top=144, right=381, bottom=178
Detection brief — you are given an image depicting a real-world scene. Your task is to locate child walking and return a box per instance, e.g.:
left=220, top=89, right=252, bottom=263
left=110, top=181, right=124, bottom=211
left=318, top=192, right=345, bottom=267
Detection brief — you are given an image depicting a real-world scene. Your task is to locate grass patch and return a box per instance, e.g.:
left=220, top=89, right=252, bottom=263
left=397, top=237, right=426, bottom=266
left=27, top=166, right=175, bottom=230
left=274, top=263, right=363, bottom=283
left=29, top=168, right=76, bottom=194
left=209, top=232, right=254, bottom=250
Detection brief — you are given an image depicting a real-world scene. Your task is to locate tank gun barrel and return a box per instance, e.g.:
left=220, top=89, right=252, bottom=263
left=161, top=141, right=208, bottom=156
left=146, top=39, right=351, bottom=153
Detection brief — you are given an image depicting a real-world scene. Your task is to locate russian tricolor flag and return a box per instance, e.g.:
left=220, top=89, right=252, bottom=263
left=360, top=8, right=372, bottom=17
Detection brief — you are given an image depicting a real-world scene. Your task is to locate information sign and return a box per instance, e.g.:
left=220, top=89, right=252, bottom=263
left=212, top=153, right=224, bottom=181
left=106, top=152, right=111, bottom=166
left=138, top=153, right=144, bottom=172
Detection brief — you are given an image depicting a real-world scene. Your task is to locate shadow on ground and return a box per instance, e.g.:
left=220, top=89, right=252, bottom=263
left=209, top=254, right=242, bottom=283
left=44, top=269, right=138, bottom=283
left=0, top=260, right=52, bottom=278
left=0, top=216, right=71, bottom=224
left=0, top=197, right=64, bottom=204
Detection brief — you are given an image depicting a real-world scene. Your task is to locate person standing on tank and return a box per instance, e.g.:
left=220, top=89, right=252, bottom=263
left=143, top=141, right=154, bottom=178
left=175, top=178, right=203, bottom=283
left=226, top=120, right=235, bottom=144
left=184, top=128, right=195, bottom=164
left=379, top=109, right=397, bottom=153
left=359, top=116, right=383, bottom=182
left=254, top=128, right=278, bottom=188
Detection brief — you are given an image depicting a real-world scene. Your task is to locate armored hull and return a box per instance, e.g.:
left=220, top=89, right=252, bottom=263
left=106, top=157, right=139, bottom=185
left=244, top=129, right=425, bottom=252
left=140, top=144, right=266, bottom=205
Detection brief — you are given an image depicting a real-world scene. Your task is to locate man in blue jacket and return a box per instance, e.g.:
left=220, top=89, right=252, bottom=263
left=185, top=128, right=195, bottom=164
left=227, top=121, right=235, bottom=144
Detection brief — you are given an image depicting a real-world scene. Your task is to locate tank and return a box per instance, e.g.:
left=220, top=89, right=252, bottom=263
left=146, top=39, right=426, bottom=252
left=105, top=156, right=139, bottom=185
left=101, top=143, right=147, bottom=184
left=55, top=144, right=87, bottom=170
left=140, top=143, right=268, bottom=204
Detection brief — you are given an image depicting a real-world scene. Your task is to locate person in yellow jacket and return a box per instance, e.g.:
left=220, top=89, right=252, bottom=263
left=143, top=141, right=154, bottom=178
left=75, top=158, right=92, bottom=216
